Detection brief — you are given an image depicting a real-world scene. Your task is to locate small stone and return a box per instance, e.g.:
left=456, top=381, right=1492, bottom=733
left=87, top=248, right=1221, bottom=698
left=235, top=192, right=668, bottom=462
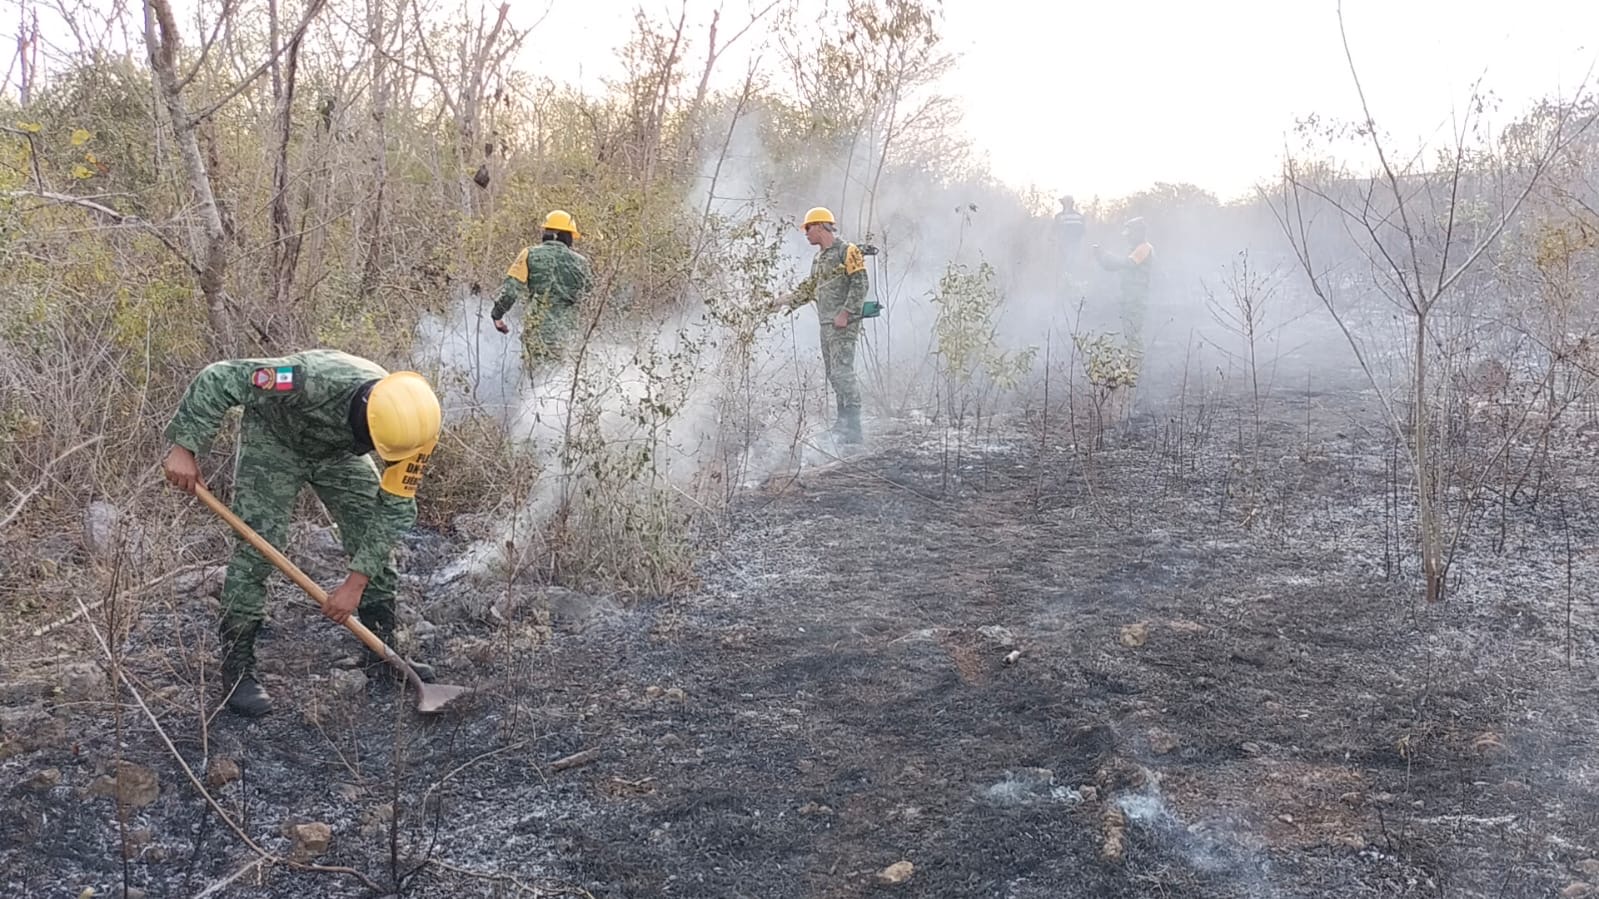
left=664, top=687, right=686, bottom=702
left=644, top=686, right=664, bottom=699
left=331, top=783, right=362, bottom=803
left=1166, top=619, right=1207, bottom=635
left=1119, top=622, right=1150, bottom=648
left=798, top=801, right=833, bottom=816
left=1277, top=813, right=1295, bottom=825
left=205, top=757, right=241, bottom=789
left=56, top=662, right=104, bottom=703
left=88, top=762, right=160, bottom=808
left=286, top=821, right=333, bottom=858
left=657, top=734, right=684, bottom=749
left=1561, top=883, right=1593, bottom=899
left=1577, top=860, right=1599, bottom=879
left=82, top=500, right=123, bottom=558
left=977, top=625, right=1016, bottom=648
left=874, top=860, right=914, bottom=886
left=124, top=889, right=147, bottom=899
left=1333, top=833, right=1367, bottom=851
left=1241, top=742, right=1261, bottom=755
left=1078, top=785, right=1099, bottom=803
left=1148, top=729, right=1179, bottom=755
left=23, top=767, right=61, bottom=790
left=330, top=668, right=369, bottom=697
left=1339, top=791, right=1363, bottom=805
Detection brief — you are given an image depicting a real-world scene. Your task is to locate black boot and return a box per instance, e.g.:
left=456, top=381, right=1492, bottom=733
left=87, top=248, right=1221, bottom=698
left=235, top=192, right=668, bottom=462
left=220, top=621, right=272, bottom=717
left=358, top=605, right=435, bottom=684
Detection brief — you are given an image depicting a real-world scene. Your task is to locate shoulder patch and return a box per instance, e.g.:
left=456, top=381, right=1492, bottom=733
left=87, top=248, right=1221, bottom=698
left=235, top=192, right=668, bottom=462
left=379, top=440, right=435, bottom=499
left=250, top=365, right=300, bottom=393
left=844, top=244, right=866, bottom=275
left=506, top=246, right=531, bottom=283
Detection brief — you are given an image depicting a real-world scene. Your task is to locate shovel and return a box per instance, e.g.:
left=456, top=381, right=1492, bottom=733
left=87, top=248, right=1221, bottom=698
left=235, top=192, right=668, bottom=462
left=194, top=485, right=470, bottom=714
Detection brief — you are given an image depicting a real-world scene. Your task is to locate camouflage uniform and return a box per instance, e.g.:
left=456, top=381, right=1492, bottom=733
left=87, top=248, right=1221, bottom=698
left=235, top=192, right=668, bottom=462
left=1096, top=241, right=1154, bottom=359
left=784, top=238, right=869, bottom=439
left=490, top=238, right=595, bottom=373
left=164, top=349, right=431, bottom=680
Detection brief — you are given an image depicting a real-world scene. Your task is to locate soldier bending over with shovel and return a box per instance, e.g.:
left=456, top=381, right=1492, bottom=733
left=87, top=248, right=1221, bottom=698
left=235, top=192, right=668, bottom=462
left=160, top=349, right=444, bottom=717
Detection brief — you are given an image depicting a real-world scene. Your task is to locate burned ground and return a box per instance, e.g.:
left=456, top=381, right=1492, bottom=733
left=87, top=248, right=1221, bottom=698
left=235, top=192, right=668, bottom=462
left=5, top=378, right=1599, bottom=899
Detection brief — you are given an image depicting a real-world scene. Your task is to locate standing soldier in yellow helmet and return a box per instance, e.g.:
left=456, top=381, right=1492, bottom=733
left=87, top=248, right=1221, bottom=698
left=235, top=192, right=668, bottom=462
left=160, top=349, right=443, bottom=717
left=773, top=206, right=871, bottom=444
left=1093, top=216, right=1155, bottom=363
left=491, top=209, right=595, bottom=378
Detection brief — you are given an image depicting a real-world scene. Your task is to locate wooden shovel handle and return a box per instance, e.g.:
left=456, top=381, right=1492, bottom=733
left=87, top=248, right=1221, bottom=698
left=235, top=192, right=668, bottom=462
left=193, top=484, right=390, bottom=659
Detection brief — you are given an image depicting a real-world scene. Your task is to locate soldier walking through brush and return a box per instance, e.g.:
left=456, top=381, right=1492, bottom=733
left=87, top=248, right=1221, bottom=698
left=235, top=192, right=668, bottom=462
left=491, top=209, right=595, bottom=380
left=773, top=206, right=871, bottom=444
left=160, top=349, right=443, bottom=717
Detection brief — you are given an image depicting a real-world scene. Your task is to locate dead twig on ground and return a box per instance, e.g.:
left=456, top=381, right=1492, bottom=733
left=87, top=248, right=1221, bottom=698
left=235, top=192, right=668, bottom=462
left=550, top=747, right=602, bottom=772
left=427, top=858, right=596, bottom=897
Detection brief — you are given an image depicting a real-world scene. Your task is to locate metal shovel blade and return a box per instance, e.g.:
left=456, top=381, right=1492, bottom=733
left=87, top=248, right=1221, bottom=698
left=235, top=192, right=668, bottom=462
left=381, top=647, right=472, bottom=715
left=416, top=682, right=473, bottom=714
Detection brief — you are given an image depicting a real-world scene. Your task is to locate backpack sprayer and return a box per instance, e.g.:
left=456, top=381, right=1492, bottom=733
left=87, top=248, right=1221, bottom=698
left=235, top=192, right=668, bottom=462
left=855, top=243, right=883, bottom=321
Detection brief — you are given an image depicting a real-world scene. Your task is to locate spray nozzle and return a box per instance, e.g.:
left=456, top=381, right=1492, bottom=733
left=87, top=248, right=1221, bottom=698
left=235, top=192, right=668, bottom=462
left=860, top=244, right=879, bottom=256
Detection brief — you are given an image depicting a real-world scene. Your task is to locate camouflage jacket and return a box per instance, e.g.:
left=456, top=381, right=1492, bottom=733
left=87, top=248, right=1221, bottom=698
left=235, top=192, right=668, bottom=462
left=164, top=348, right=428, bottom=576
left=786, top=239, right=868, bottom=320
left=1098, top=242, right=1154, bottom=297
left=490, top=239, right=595, bottom=320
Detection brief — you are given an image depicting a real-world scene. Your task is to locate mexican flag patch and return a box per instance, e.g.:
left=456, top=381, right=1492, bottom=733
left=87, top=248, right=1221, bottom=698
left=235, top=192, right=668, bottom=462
left=251, top=365, right=298, bottom=392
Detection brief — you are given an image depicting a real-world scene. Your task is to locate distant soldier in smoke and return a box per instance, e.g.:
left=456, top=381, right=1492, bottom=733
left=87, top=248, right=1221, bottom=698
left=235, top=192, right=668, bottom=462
left=1094, top=216, right=1155, bottom=361
left=772, top=205, right=871, bottom=444
left=1055, top=195, right=1086, bottom=276
left=491, top=209, right=595, bottom=381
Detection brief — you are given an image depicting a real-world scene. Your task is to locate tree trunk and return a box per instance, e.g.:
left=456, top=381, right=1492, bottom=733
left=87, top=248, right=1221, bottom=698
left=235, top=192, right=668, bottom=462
left=357, top=0, right=389, bottom=298
left=144, top=0, right=232, bottom=352
left=267, top=0, right=327, bottom=343
left=1414, top=305, right=1445, bottom=602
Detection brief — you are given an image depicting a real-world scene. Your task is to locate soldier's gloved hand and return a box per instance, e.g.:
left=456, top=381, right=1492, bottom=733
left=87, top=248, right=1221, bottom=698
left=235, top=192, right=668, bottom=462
left=322, top=572, right=368, bottom=625
left=493, top=318, right=510, bottom=334
left=161, top=445, right=205, bottom=495
left=833, top=309, right=850, bottom=329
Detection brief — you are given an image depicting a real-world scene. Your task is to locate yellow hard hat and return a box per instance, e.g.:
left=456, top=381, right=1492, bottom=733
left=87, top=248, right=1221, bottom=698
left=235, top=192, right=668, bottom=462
left=802, top=206, right=835, bottom=227
left=543, top=209, right=581, bottom=239
left=367, top=371, right=442, bottom=461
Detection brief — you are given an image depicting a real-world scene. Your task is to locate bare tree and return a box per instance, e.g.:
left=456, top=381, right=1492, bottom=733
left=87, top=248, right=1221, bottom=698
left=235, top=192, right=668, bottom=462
left=144, top=0, right=232, bottom=349
left=268, top=0, right=331, bottom=339
left=1269, top=2, right=1597, bottom=602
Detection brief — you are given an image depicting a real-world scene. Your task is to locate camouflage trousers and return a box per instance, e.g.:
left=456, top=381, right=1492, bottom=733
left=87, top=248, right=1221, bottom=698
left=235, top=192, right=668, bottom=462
left=820, top=320, right=862, bottom=412
left=219, top=413, right=398, bottom=628
left=1120, top=288, right=1147, bottom=363
left=520, top=301, right=578, bottom=380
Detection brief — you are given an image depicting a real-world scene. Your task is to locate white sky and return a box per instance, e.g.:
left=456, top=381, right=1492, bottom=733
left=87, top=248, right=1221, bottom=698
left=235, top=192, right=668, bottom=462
left=519, top=0, right=1599, bottom=202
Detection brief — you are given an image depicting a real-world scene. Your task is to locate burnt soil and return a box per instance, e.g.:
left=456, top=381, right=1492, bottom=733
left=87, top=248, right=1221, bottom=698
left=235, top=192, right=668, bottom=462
left=6, top=380, right=1599, bottom=898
